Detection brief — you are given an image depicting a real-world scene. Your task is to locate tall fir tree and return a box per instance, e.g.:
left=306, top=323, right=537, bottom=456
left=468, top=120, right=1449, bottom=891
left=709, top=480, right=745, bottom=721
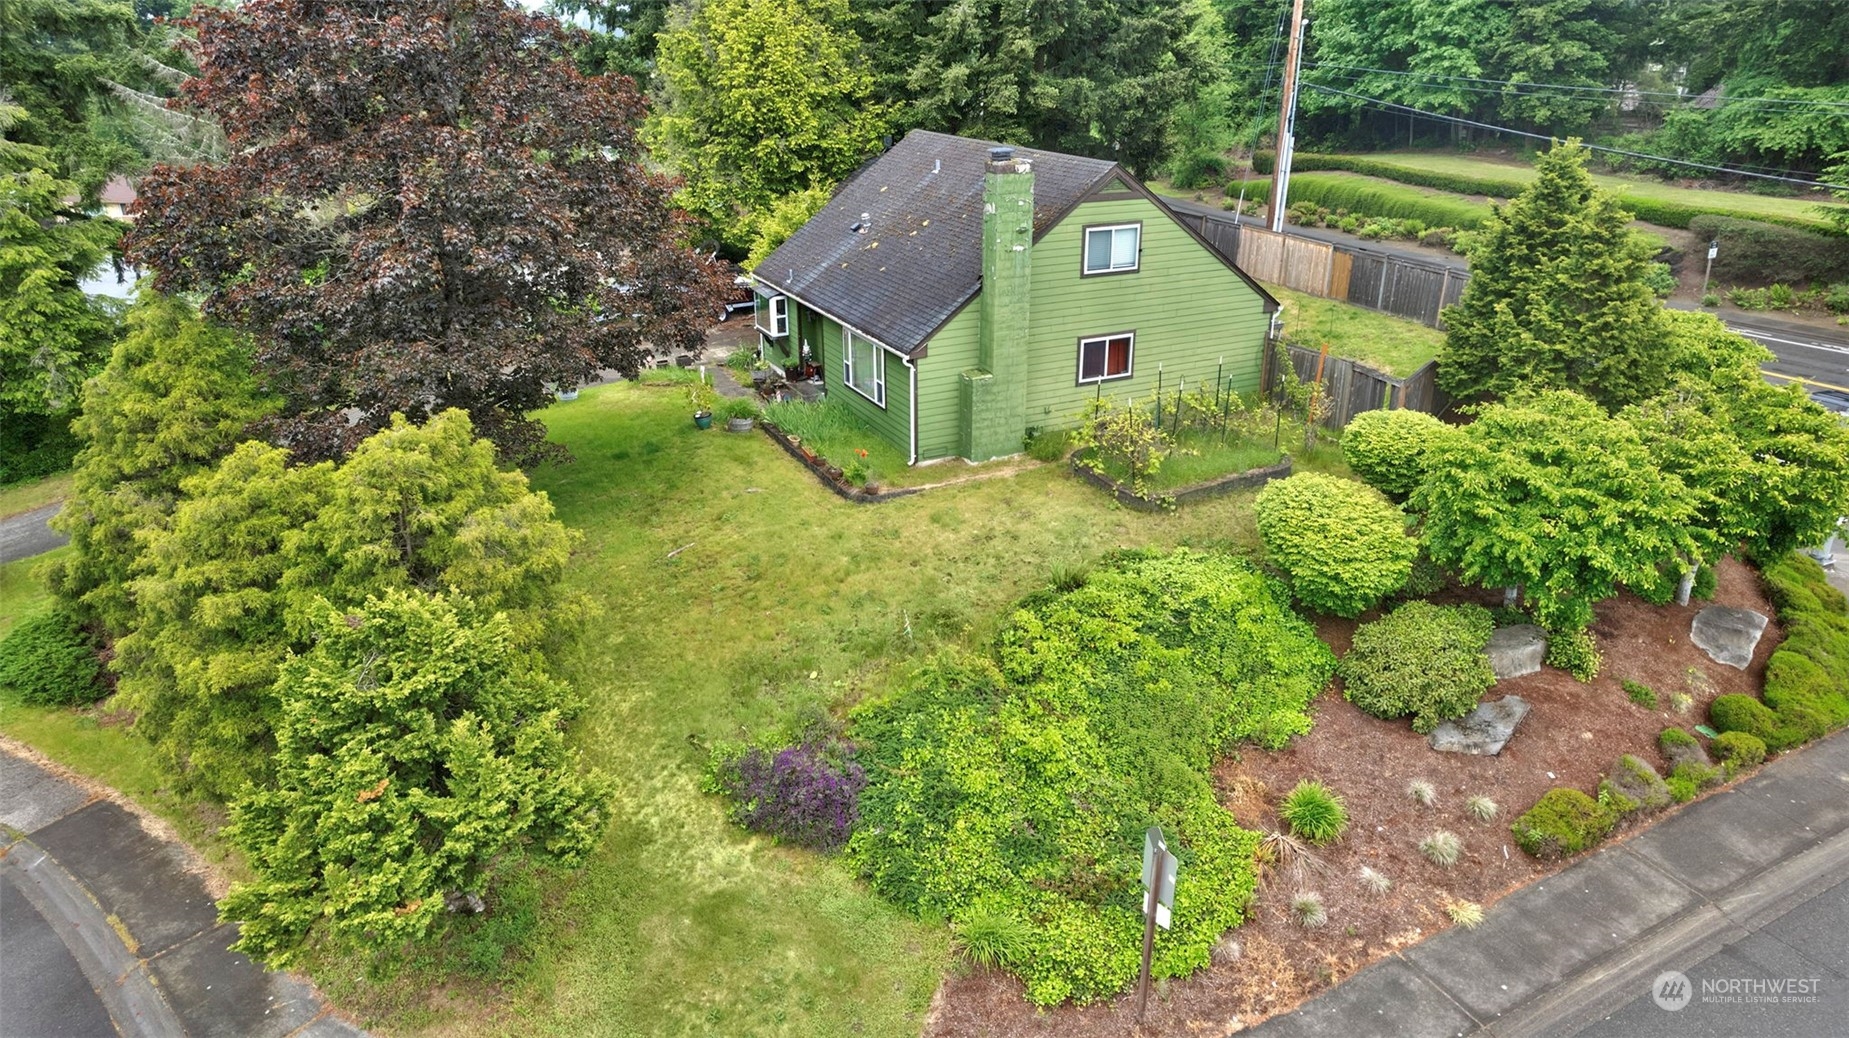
left=1437, top=140, right=1670, bottom=410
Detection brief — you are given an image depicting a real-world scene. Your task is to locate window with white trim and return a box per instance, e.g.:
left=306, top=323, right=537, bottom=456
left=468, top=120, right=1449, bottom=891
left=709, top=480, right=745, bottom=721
left=843, top=330, right=885, bottom=406
left=1077, top=332, right=1134, bottom=383
left=755, top=292, right=788, bottom=337
left=1083, top=224, right=1140, bottom=274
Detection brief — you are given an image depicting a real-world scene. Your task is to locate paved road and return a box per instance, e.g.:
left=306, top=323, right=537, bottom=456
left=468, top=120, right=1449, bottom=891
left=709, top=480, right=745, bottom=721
left=0, top=503, right=67, bottom=564
left=0, top=746, right=367, bottom=1038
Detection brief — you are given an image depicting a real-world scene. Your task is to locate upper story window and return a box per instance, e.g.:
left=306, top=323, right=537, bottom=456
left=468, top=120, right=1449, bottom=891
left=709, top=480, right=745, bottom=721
left=843, top=330, right=886, bottom=407
left=1083, top=223, right=1140, bottom=275
left=756, top=292, right=788, bottom=337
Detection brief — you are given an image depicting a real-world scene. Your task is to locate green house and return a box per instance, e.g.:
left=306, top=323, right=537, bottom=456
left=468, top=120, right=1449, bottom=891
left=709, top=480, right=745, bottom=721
left=752, top=130, right=1279, bottom=464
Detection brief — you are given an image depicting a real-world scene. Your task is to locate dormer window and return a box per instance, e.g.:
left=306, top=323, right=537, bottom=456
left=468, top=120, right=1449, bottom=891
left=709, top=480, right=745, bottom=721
left=1083, top=223, right=1140, bottom=275
left=755, top=290, right=788, bottom=337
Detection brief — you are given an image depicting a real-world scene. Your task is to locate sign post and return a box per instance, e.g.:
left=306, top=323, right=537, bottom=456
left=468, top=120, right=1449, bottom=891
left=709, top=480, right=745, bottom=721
left=1702, top=241, right=1718, bottom=299
left=1135, top=826, right=1179, bottom=1024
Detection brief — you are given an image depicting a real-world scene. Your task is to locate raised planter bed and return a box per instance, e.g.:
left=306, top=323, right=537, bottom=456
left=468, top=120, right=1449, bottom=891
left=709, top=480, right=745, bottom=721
left=760, top=421, right=921, bottom=504
left=1070, top=455, right=1293, bottom=510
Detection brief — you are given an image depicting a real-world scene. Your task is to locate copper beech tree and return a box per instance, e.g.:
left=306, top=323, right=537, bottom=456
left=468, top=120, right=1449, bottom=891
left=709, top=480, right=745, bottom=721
left=128, top=0, right=727, bottom=464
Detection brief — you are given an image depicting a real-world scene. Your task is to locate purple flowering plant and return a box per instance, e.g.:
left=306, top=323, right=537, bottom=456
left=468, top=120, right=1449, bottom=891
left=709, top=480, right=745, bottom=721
left=705, top=736, right=866, bottom=851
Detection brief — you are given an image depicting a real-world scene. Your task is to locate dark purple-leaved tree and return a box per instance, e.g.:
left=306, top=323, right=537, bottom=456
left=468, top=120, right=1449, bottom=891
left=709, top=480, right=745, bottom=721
left=127, top=0, right=726, bottom=464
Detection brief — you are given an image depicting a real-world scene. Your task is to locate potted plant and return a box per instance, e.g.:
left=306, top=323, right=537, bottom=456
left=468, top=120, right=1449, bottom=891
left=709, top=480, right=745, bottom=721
left=691, top=381, right=718, bottom=429
left=750, top=358, right=773, bottom=389
left=721, top=396, right=759, bottom=432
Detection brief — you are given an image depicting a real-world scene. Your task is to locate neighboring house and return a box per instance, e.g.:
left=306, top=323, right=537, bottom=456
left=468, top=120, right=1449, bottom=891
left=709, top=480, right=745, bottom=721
left=751, top=129, right=1279, bottom=464
left=100, top=175, right=137, bottom=221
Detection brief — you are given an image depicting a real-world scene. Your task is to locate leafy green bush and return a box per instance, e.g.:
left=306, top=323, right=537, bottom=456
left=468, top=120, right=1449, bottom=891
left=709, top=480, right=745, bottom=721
left=1688, top=216, right=1849, bottom=286
left=1255, top=473, right=1416, bottom=618
left=1546, top=629, right=1602, bottom=682
left=1712, top=731, right=1767, bottom=776
left=1708, top=694, right=1804, bottom=752
left=848, top=550, right=1335, bottom=1006
left=1340, top=409, right=1457, bottom=499
left=1168, top=150, right=1228, bottom=191
left=1285, top=173, right=1493, bottom=230
left=0, top=608, right=102, bottom=707
left=1024, top=427, right=1073, bottom=462
left=1755, top=554, right=1849, bottom=749
left=1280, top=781, right=1349, bottom=845
left=1622, top=679, right=1658, bottom=708
left=1341, top=602, right=1495, bottom=734
left=1657, top=727, right=1698, bottom=754
left=1512, top=788, right=1616, bottom=859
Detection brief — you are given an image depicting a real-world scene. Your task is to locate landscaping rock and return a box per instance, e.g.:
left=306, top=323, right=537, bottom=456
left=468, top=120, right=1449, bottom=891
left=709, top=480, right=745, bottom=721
left=1486, top=625, right=1547, bottom=680
left=1690, top=606, right=1769, bottom=670
left=1428, top=696, right=1530, bottom=755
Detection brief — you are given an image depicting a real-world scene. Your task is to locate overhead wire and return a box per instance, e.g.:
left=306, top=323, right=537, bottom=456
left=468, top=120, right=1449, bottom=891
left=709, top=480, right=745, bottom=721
left=1306, top=62, right=1849, bottom=112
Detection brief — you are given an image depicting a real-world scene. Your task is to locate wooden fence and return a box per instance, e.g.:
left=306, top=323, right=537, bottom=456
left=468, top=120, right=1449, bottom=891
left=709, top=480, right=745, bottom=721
left=1261, top=340, right=1451, bottom=431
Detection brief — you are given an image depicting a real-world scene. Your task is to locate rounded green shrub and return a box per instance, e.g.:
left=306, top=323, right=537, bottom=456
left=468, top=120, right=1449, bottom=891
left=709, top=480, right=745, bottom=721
left=1512, top=788, right=1615, bottom=859
left=1340, top=409, right=1457, bottom=498
left=1709, top=693, right=1804, bottom=752
left=1280, top=780, right=1349, bottom=845
left=0, top=608, right=103, bottom=707
left=1255, top=473, right=1417, bottom=618
left=1712, top=731, right=1767, bottom=776
left=1341, top=602, right=1496, bottom=734
left=1545, top=629, right=1602, bottom=682
left=1657, top=727, right=1697, bottom=753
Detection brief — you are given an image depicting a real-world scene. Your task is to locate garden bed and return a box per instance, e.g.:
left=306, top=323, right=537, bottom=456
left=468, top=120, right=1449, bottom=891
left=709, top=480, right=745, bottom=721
left=760, top=420, right=921, bottom=504
left=923, top=556, right=1782, bottom=1037
left=1071, top=455, right=1292, bottom=511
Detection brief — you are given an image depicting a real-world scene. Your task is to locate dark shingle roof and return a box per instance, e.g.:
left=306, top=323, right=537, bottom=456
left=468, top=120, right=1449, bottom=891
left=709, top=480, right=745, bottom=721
left=753, top=130, right=1118, bottom=355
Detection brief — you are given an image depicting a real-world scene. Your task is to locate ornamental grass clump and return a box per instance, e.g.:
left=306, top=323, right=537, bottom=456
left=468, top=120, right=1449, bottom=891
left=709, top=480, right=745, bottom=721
left=1420, top=830, right=1463, bottom=868
left=1465, top=795, right=1499, bottom=822
left=707, top=738, right=866, bottom=852
left=1290, top=891, right=1328, bottom=929
left=1445, top=898, right=1485, bottom=929
left=1357, top=866, right=1392, bottom=895
left=1407, top=778, right=1438, bottom=807
left=1279, top=780, right=1349, bottom=845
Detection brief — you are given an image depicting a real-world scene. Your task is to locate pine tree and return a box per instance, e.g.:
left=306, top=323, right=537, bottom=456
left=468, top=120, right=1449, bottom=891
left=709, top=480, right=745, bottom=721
left=1437, top=140, right=1670, bottom=410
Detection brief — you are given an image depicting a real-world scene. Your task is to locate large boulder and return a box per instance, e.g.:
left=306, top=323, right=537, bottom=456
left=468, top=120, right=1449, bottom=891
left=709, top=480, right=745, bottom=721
left=1428, top=695, right=1530, bottom=755
left=1690, top=606, right=1768, bottom=670
left=1486, top=625, right=1547, bottom=680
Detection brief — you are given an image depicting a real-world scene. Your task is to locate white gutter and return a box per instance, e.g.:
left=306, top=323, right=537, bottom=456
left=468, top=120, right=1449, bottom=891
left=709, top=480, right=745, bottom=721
left=902, top=354, right=919, bottom=465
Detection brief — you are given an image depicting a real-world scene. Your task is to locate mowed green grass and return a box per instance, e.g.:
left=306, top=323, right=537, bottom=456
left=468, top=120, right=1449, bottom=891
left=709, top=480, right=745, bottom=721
left=1335, top=151, right=1835, bottom=227
left=1268, top=285, right=1446, bottom=378
left=0, top=472, right=72, bottom=519
left=304, top=381, right=1269, bottom=1037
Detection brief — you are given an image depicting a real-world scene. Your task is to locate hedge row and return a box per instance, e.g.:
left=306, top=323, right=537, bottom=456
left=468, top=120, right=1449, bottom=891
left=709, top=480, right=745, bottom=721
left=1258, top=152, right=1832, bottom=233
left=1709, top=553, right=1849, bottom=751
left=1686, top=216, right=1849, bottom=287
left=1283, top=173, right=1493, bottom=231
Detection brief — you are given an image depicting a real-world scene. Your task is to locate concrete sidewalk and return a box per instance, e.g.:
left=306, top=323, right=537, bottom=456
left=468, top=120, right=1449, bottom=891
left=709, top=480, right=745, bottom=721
left=0, top=746, right=367, bottom=1038
left=1248, top=730, right=1849, bottom=1037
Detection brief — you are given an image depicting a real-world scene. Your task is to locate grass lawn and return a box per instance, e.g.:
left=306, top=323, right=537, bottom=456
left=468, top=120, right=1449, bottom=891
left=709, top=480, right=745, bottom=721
left=0, top=472, right=72, bottom=519
left=288, top=380, right=1276, bottom=1037
left=1329, top=151, right=1835, bottom=228
left=1268, top=285, right=1446, bottom=378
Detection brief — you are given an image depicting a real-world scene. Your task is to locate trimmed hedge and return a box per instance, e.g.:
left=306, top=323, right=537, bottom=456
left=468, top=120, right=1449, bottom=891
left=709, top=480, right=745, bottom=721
left=1512, top=788, right=1616, bottom=859
left=1255, top=472, right=1417, bottom=618
left=1687, top=216, right=1849, bottom=286
left=1710, top=554, right=1849, bottom=754
left=0, top=608, right=103, bottom=707
left=1283, top=173, right=1494, bottom=231
left=1712, top=731, right=1767, bottom=776
left=1341, top=409, right=1458, bottom=499
left=1341, top=601, right=1496, bottom=733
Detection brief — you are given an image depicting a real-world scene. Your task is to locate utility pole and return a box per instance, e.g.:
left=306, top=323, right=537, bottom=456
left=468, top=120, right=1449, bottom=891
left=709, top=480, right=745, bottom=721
left=1268, top=0, right=1308, bottom=234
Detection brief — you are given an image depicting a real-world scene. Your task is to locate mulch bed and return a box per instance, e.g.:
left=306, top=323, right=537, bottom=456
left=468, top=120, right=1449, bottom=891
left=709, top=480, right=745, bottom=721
left=924, top=557, right=1782, bottom=1037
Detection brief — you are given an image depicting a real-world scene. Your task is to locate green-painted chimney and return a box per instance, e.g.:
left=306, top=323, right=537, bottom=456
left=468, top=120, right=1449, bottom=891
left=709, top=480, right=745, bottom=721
left=962, top=146, right=1033, bottom=461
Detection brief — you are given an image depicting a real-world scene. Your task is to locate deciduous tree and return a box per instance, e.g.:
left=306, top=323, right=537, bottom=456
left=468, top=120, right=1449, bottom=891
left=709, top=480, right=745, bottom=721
left=1437, top=141, right=1670, bottom=410
left=127, top=0, right=726, bottom=465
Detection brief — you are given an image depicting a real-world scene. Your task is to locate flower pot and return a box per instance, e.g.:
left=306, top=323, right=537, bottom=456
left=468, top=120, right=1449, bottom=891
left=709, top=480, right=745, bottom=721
left=556, top=388, right=579, bottom=402
left=726, top=417, right=755, bottom=433
left=693, top=410, right=713, bottom=430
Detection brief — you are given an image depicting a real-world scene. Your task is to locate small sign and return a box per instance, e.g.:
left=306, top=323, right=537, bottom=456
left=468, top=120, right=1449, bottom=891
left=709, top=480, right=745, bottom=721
left=1154, top=902, right=1172, bottom=930
left=1141, top=826, right=1178, bottom=929
left=1708, top=242, right=1719, bottom=259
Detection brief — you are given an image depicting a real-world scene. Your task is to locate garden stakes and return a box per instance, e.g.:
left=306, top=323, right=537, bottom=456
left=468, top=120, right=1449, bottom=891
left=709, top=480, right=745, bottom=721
left=1174, top=379, right=1184, bottom=435
left=1154, top=366, right=1164, bottom=431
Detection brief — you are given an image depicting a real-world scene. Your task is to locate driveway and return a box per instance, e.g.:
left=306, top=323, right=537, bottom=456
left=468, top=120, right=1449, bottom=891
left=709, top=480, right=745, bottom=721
left=0, top=503, right=68, bottom=564
left=0, top=743, right=366, bottom=1038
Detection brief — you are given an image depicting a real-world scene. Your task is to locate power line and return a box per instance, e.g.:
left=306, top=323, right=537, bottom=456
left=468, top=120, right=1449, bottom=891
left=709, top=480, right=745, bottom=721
left=1303, top=85, right=1849, bottom=192
left=1302, top=65, right=1849, bottom=120
left=1307, top=62, right=1849, bottom=112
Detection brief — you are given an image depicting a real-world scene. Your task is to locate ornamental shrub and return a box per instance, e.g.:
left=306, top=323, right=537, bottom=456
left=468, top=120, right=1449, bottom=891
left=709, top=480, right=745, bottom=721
left=0, top=608, right=102, bottom=707
left=1712, top=731, right=1767, bottom=776
left=706, top=737, right=866, bottom=851
left=848, top=550, right=1335, bottom=1006
left=1546, top=629, right=1602, bottom=682
left=1709, top=694, right=1804, bottom=752
left=1512, top=788, right=1616, bottom=859
left=1341, top=409, right=1457, bottom=499
left=1756, top=554, right=1849, bottom=746
left=1341, top=602, right=1495, bottom=733
left=1255, top=472, right=1416, bottom=618
left=1280, top=780, right=1349, bottom=845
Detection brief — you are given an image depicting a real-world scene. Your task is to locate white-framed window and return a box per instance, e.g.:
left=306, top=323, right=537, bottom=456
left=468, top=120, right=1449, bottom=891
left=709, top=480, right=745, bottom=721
left=756, top=292, right=788, bottom=337
left=843, top=330, right=885, bottom=407
left=1077, top=332, right=1134, bottom=384
left=1083, top=223, right=1140, bottom=275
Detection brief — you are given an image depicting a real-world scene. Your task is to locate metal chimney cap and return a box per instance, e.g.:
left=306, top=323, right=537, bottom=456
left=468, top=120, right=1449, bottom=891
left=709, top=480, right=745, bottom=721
left=989, top=146, right=1015, bottom=163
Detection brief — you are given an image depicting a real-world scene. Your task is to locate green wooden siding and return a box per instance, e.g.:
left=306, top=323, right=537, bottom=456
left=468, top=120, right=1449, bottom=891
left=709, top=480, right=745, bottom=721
left=803, top=303, right=912, bottom=458
left=916, top=307, right=980, bottom=461
left=1020, top=197, right=1270, bottom=428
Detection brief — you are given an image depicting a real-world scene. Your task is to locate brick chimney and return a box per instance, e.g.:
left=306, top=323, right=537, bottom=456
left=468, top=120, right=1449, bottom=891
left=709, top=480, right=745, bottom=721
left=963, top=146, right=1034, bottom=461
